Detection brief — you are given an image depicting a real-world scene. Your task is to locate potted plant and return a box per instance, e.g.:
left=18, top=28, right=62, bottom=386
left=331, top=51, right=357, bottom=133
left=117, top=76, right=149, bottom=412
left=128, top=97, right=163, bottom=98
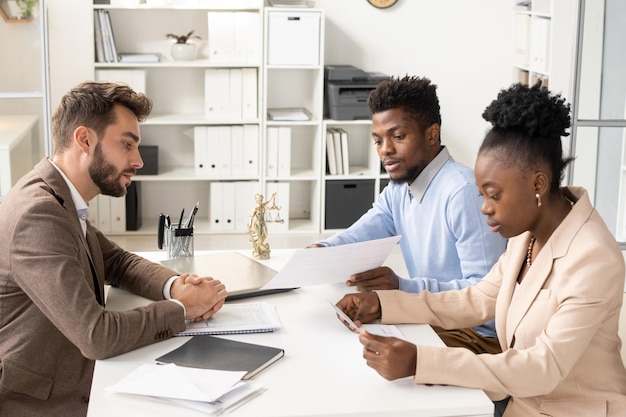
left=0, top=0, right=37, bottom=21
left=166, top=30, right=201, bottom=61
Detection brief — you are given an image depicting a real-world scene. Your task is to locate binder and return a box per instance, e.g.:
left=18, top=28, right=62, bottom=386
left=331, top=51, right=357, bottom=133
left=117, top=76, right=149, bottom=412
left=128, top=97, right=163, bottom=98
left=277, top=127, right=291, bottom=177
left=266, top=127, right=279, bottom=177
left=207, top=11, right=235, bottom=63
left=204, top=69, right=231, bottom=118
left=242, top=68, right=258, bottom=120
left=231, top=125, right=245, bottom=177
left=234, top=12, right=260, bottom=63
left=193, top=126, right=208, bottom=176
left=229, top=68, right=243, bottom=119
left=242, top=125, right=259, bottom=177
left=331, top=128, right=343, bottom=175
left=326, top=129, right=338, bottom=175
left=337, top=127, right=349, bottom=175
left=94, top=11, right=105, bottom=63
left=222, top=181, right=236, bottom=231
left=216, top=126, right=232, bottom=177
left=155, top=334, right=284, bottom=380
left=209, top=181, right=224, bottom=231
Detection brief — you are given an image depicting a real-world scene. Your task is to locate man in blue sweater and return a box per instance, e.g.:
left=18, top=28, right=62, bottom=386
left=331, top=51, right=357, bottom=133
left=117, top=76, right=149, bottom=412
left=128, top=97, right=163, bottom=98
left=314, top=76, right=507, bottom=354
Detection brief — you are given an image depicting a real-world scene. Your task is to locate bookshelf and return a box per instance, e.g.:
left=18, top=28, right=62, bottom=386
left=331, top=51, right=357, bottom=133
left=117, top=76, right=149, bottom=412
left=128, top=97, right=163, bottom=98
left=91, top=2, right=329, bottom=237
left=512, top=0, right=577, bottom=97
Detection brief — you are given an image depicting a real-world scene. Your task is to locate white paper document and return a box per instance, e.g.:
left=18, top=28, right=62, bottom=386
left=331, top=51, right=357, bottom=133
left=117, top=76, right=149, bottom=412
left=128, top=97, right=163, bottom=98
left=261, top=236, right=401, bottom=290
left=106, top=363, right=246, bottom=403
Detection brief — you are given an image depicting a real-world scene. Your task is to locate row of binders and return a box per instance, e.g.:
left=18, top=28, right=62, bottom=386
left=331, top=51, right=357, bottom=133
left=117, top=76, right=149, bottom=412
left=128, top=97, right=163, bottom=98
left=207, top=11, right=261, bottom=64
left=326, top=128, right=350, bottom=175
left=204, top=68, right=258, bottom=120
left=209, top=181, right=289, bottom=232
left=194, top=126, right=259, bottom=178
left=266, top=127, right=291, bottom=177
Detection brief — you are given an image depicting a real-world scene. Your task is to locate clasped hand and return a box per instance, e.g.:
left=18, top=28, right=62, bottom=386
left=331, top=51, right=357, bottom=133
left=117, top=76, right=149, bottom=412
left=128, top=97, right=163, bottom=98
left=171, top=273, right=227, bottom=321
left=336, top=292, right=417, bottom=381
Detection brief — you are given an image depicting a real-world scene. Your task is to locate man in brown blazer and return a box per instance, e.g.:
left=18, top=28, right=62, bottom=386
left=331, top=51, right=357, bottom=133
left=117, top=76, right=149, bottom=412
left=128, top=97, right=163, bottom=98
left=0, top=82, right=227, bottom=416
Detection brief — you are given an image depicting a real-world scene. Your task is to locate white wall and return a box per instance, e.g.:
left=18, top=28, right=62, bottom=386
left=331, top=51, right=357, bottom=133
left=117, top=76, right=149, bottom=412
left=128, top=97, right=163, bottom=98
left=43, top=0, right=513, bottom=168
left=314, top=0, right=513, bottom=167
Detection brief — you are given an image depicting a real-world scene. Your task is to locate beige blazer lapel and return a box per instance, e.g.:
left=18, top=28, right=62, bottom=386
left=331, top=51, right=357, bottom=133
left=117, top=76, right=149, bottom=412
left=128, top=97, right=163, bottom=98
left=504, top=240, right=553, bottom=346
left=495, top=236, right=528, bottom=351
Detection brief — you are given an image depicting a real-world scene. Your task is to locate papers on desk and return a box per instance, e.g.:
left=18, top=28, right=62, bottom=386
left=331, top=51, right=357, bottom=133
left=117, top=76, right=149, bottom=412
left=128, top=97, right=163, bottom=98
left=176, top=302, right=282, bottom=336
left=107, top=363, right=264, bottom=414
left=262, top=235, right=401, bottom=290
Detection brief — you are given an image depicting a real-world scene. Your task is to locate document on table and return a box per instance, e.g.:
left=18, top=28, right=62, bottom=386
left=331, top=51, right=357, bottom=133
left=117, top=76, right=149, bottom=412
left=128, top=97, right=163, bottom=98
left=106, top=364, right=264, bottom=414
left=261, top=235, right=401, bottom=290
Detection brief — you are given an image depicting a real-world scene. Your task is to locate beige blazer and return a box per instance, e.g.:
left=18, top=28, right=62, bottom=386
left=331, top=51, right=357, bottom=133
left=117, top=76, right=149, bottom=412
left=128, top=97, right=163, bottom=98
left=0, top=159, right=187, bottom=417
left=378, top=187, right=626, bottom=416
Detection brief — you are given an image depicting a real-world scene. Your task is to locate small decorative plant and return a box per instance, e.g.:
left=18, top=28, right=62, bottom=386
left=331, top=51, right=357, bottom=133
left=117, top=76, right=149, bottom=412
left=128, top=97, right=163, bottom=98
left=166, top=30, right=201, bottom=44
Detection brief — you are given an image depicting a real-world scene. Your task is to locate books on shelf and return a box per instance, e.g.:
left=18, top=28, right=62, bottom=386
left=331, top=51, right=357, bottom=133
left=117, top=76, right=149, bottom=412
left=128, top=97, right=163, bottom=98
left=156, top=334, right=285, bottom=380
left=326, top=128, right=349, bottom=175
left=176, top=302, right=282, bottom=336
left=94, top=10, right=119, bottom=63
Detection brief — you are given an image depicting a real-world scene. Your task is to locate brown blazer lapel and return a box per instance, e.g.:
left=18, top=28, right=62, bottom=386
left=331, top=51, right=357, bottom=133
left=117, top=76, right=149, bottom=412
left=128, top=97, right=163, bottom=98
left=85, top=224, right=105, bottom=305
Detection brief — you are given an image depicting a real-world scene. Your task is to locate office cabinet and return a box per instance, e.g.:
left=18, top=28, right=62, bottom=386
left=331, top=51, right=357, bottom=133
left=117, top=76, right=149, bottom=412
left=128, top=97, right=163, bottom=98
left=324, top=179, right=375, bottom=230
left=321, top=120, right=387, bottom=232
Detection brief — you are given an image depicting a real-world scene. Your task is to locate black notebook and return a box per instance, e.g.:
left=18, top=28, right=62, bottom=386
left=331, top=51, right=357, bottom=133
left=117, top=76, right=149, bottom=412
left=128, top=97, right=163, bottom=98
left=155, top=335, right=284, bottom=380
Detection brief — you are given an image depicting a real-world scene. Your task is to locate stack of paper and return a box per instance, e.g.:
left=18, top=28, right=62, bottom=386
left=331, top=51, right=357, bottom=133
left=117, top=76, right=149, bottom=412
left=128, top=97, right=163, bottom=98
left=106, top=363, right=264, bottom=415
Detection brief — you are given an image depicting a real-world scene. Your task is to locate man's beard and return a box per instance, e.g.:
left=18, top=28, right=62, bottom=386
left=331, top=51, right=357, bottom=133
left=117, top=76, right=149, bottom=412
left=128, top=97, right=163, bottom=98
left=89, top=143, right=133, bottom=197
left=389, top=164, right=421, bottom=185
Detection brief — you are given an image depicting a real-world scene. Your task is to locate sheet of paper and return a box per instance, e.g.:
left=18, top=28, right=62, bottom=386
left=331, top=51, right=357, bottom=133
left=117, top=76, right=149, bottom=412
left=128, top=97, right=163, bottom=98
left=106, top=363, right=246, bottom=403
left=261, top=236, right=401, bottom=290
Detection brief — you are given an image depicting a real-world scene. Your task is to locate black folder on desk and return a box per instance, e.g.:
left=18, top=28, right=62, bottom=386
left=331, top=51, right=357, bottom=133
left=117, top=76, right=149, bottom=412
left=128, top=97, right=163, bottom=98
left=155, top=335, right=284, bottom=380
left=160, top=252, right=297, bottom=301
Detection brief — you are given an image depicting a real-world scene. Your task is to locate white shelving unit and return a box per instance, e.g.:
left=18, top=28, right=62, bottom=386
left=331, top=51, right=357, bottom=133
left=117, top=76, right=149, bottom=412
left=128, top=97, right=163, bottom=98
left=262, top=7, right=325, bottom=235
left=91, top=3, right=330, bottom=237
left=92, top=2, right=265, bottom=235
left=512, top=0, right=577, bottom=97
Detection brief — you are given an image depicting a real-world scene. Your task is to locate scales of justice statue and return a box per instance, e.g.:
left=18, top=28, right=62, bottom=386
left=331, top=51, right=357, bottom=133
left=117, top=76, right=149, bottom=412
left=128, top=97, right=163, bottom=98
left=247, top=192, right=284, bottom=260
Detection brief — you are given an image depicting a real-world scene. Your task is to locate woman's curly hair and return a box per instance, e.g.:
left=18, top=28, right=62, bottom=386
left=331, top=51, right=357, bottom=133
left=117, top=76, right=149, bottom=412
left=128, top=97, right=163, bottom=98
left=479, top=82, right=573, bottom=193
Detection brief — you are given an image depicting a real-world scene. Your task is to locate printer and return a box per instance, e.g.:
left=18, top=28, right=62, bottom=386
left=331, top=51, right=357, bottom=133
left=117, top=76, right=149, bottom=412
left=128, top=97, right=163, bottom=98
left=324, top=65, right=389, bottom=120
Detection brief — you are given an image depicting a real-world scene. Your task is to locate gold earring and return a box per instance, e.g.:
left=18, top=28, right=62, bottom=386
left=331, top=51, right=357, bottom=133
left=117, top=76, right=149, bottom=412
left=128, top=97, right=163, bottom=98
left=536, top=193, right=542, bottom=207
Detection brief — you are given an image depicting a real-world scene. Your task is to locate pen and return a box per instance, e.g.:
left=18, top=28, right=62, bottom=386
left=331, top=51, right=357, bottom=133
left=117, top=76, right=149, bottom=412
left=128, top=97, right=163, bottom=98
left=184, top=201, right=199, bottom=228
left=157, top=213, right=165, bottom=249
left=328, top=300, right=361, bottom=333
left=177, top=208, right=185, bottom=230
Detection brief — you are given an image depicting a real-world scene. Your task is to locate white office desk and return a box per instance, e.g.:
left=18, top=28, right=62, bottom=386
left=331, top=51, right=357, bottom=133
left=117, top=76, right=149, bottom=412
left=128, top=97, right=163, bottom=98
left=88, top=250, right=493, bottom=417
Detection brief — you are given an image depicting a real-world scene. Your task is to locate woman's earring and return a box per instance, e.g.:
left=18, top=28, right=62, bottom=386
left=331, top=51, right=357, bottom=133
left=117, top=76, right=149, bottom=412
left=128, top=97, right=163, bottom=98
left=536, top=193, right=542, bottom=207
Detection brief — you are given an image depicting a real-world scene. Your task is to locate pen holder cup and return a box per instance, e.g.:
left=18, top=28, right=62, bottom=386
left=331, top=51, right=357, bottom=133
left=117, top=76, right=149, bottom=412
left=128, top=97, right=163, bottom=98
left=166, top=227, right=194, bottom=259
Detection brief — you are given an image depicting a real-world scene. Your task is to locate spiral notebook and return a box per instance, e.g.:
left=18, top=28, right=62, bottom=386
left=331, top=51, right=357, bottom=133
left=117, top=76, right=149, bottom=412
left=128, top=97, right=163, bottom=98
left=176, top=302, right=282, bottom=336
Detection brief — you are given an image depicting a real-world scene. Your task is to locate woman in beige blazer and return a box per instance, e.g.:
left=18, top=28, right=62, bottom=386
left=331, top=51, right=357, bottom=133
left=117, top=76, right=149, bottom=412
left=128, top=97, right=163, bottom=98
left=335, top=83, right=626, bottom=416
